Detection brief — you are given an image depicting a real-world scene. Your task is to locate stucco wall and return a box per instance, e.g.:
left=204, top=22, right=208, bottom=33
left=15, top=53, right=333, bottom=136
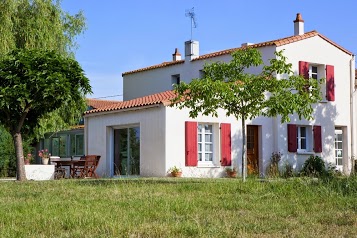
left=275, top=36, right=355, bottom=173
left=165, top=106, right=275, bottom=177
left=123, top=46, right=276, bottom=100
left=85, top=105, right=166, bottom=177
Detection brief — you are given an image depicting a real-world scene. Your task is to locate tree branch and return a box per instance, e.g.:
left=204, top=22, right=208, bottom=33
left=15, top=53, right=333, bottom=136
left=16, top=103, right=31, bottom=133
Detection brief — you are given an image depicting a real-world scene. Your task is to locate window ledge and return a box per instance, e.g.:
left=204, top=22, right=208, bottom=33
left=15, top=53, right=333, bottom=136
left=297, top=151, right=315, bottom=155
left=197, top=164, right=220, bottom=168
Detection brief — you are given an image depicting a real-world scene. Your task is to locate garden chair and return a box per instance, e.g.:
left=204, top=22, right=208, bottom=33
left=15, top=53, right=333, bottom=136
left=79, top=155, right=100, bottom=178
left=71, top=155, right=86, bottom=178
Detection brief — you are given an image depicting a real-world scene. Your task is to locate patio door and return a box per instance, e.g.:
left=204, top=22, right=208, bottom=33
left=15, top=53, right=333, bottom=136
left=113, top=127, right=140, bottom=176
left=247, top=125, right=259, bottom=175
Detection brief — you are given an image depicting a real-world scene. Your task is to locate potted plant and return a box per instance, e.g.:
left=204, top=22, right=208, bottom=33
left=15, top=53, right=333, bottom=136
left=168, top=166, right=182, bottom=177
left=225, top=167, right=237, bottom=178
left=38, top=149, right=50, bottom=165
left=24, top=153, right=32, bottom=165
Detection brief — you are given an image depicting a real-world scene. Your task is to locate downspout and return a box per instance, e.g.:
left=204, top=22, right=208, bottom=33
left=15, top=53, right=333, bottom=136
left=350, top=55, right=355, bottom=174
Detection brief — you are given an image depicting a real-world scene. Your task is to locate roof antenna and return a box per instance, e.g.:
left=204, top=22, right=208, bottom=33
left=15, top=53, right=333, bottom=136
left=185, top=7, right=197, bottom=41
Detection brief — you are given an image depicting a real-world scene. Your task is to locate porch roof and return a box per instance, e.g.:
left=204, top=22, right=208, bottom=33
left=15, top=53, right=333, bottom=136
left=84, top=90, right=176, bottom=115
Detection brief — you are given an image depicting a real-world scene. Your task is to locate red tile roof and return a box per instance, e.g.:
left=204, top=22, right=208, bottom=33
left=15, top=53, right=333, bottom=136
left=122, top=31, right=353, bottom=76
left=85, top=91, right=176, bottom=115
left=193, top=31, right=353, bottom=61
left=86, top=98, right=121, bottom=109
left=122, top=60, right=184, bottom=76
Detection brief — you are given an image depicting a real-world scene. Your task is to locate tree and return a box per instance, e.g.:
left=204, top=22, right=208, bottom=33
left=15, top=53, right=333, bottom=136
left=0, top=0, right=85, bottom=58
left=0, top=49, right=92, bottom=181
left=172, top=48, right=321, bottom=181
left=0, top=0, right=86, bottom=175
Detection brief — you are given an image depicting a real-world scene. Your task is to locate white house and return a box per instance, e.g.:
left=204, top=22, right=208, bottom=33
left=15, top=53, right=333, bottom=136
left=84, top=13, right=356, bottom=178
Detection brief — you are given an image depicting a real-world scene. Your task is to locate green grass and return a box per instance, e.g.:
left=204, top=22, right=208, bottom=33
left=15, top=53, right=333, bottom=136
left=0, top=177, right=356, bottom=238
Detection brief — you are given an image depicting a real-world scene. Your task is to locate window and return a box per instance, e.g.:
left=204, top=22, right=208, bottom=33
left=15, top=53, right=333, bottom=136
left=70, top=134, right=84, bottom=156
left=198, top=124, right=213, bottom=164
left=288, top=124, right=321, bottom=153
left=334, top=129, right=343, bottom=167
left=310, top=66, right=318, bottom=79
left=300, top=61, right=334, bottom=102
left=199, top=70, right=205, bottom=79
left=171, top=74, right=180, bottom=88
left=185, top=122, right=231, bottom=167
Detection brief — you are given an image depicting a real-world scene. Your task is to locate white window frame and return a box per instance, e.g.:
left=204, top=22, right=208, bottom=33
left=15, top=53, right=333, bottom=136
left=197, top=123, right=217, bottom=166
left=297, top=126, right=313, bottom=153
left=309, top=64, right=327, bottom=102
left=334, top=129, right=343, bottom=168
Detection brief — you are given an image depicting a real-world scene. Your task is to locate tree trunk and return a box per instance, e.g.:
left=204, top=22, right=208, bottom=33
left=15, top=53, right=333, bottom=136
left=241, top=118, right=247, bottom=182
left=13, top=132, right=26, bottom=181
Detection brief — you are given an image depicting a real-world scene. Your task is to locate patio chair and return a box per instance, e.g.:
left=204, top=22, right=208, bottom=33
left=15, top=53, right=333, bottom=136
left=79, top=155, right=100, bottom=178
left=50, top=156, right=66, bottom=179
left=71, top=155, right=86, bottom=178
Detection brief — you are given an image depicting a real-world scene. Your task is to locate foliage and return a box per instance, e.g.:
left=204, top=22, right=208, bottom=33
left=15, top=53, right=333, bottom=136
left=282, top=162, right=294, bottom=178
left=38, top=149, right=50, bottom=159
left=0, top=178, right=356, bottom=237
left=266, top=152, right=282, bottom=178
left=225, top=167, right=237, bottom=173
left=0, top=125, right=16, bottom=177
left=0, top=48, right=91, bottom=180
left=172, top=48, right=322, bottom=181
left=301, top=155, right=327, bottom=177
left=0, top=0, right=87, bottom=161
left=167, top=166, right=182, bottom=173
left=0, top=0, right=86, bottom=58
left=0, top=49, right=91, bottom=134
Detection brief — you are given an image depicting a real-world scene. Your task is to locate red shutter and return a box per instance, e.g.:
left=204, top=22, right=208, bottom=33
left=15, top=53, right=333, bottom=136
left=326, top=65, right=335, bottom=101
left=287, top=124, right=297, bottom=152
left=313, top=125, right=322, bottom=153
left=185, top=121, right=198, bottom=166
left=299, top=61, right=309, bottom=79
left=220, top=123, right=231, bottom=166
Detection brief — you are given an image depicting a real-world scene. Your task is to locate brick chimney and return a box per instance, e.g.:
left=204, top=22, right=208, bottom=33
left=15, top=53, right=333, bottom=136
left=172, top=48, right=181, bottom=61
left=294, top=13, right=304, bottom=36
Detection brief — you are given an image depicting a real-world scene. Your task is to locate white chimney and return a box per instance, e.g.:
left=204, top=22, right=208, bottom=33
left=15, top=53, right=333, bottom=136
left=185, top=40, right=199, bottom=61
left=172, top=48, right=181, bottom=61
left=241, top=42, right=254, bottom=47
left=294, top=13, right=304, bottom=36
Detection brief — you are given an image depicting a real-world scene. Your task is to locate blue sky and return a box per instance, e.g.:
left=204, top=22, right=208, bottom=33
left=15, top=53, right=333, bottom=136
left=61, top=0, right=357, bottom=100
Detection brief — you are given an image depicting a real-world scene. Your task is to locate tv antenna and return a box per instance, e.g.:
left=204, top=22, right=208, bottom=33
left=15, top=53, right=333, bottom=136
left=185, top=7, right=197, bottom=40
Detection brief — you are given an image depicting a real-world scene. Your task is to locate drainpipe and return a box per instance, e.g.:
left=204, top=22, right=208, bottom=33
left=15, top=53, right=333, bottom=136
left=350, top=55, right=355, bottom=174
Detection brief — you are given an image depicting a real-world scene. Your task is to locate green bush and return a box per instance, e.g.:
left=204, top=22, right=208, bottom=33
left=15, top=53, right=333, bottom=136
left=266, top=152, right=281, bottom=178
left=282, top=162, right=294, bottom=178
left=301, top=155, right=326, bottom=178
left=0, top=126, right=16, bottom=177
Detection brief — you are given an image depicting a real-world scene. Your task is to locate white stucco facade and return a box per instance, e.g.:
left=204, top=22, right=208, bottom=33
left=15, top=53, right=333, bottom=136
left=86, top=19, right=356, bottom=178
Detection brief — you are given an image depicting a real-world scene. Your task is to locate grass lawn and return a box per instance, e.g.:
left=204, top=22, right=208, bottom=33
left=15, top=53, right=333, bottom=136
left=0, top=177, right=356, bottom=237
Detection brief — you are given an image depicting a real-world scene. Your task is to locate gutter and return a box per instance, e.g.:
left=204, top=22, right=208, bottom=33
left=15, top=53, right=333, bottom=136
left=350, top=55, right=356, bottom=173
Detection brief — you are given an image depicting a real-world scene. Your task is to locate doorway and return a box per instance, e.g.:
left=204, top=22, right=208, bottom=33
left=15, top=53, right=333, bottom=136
left=113, top=127, right=140, bottom=176
left=247, top=125, right=259, bottom=175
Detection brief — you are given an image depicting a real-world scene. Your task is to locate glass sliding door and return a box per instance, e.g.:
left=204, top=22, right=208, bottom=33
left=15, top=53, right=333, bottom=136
left=114, top=127, right=140, bottom=176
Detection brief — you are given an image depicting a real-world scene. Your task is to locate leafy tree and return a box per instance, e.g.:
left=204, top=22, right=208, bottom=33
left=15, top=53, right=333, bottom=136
left=0, top=0, right=85, bottom=58
left=0, top=49, right=92, bottom=180
left=0, top=0, right=86, bottom=175
left=172, top=48, right=321, bottom=181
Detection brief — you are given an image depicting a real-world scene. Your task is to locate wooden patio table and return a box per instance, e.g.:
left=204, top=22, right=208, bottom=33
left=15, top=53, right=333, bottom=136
left=51, top=159, right=85, bottom=178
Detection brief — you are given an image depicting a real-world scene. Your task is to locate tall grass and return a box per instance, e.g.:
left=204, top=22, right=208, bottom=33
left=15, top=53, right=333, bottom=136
left=0, top=177, right=356, bottom=237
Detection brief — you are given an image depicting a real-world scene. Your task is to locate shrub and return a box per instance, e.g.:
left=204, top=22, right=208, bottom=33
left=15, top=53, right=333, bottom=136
left=266, top=152, right=281, bottom=178
left=282, top=162, right=294, bottom=178
left=301, top=155, right=326, bottom=177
